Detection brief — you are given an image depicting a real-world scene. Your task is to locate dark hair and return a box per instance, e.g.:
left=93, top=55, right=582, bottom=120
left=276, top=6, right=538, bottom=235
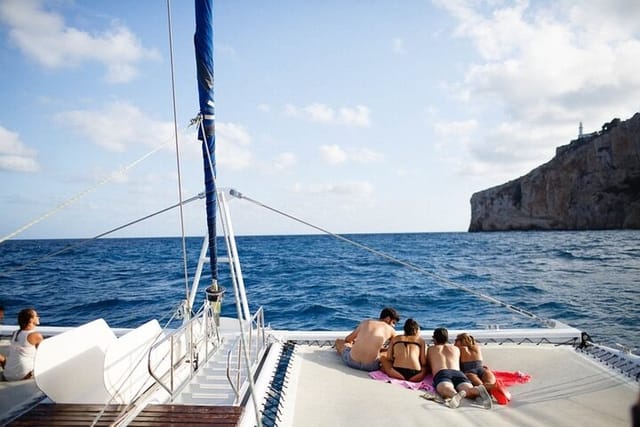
left=379, top=307, right=400, bottom=322
left=433, top=327, right=448, bottom=344
left=403, top=318, right=419, bottom=336
left=17, top=308, right=36, bottom=330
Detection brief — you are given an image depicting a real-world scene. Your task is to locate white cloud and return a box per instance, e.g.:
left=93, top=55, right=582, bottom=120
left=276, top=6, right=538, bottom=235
left=291, top=181, right=374, bottom=199
left=0, top=0, right=160, bottom=83
left=392, top=37, right=406, bottom=54
left=0, top=125, right=39, bottom=172
left=272, top=152, right=297, bottom=171
left=434, top=0, right=640, bottom=174
left=351, top=148, right=384, bottom=163
left=304, top=103, right=335, bottom=123
left=284, top=103, right=371, bottom=127
left=175, top=122, right=255, bottom=171
left=339, top=105, right=371, bottom=127
left=55, top=101, right=174, bottom=151
left=216, top=122, right=253, bottom=171
left=319, top=144, right=384, bottom=165
left=434, top=119, right=478, bottom=138
left=319, top=144, right=347, bottom=164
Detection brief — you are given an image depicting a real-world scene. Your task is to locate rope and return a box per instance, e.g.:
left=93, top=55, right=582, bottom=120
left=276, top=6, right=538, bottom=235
left=228, top=189, right=556, bottom=328
left=165, top=0, right=192, bottom=306
left=0, top=193, right=204, bottom=278
left=0, top=142, right=170, bottom=245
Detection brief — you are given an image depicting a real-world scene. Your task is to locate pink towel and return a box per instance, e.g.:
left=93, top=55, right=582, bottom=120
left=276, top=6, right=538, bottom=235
left=368, top=369, right=531, bottom=394
left=368, top=370, right=435, bottom=392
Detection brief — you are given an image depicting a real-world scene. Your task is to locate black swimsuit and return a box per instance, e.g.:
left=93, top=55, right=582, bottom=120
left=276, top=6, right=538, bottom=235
left=392, top=341, right=422, bottom=380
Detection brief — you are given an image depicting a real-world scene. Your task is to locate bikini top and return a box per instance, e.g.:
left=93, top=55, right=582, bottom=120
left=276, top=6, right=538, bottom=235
left=392, top=340, right=421, bottom=350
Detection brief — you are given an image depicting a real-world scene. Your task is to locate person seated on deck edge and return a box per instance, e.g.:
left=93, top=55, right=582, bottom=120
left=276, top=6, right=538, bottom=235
left=335, top=307, right=399, bottom=372
left=427, top=327, right=492, bottom=409
left=380, top=318, right=427, bottom=382
left=3, top=308, right=44, bottom=381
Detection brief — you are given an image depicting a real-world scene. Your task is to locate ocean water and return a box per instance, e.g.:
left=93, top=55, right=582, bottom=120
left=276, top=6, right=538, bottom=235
left=1, top=230, right=639, bottom=353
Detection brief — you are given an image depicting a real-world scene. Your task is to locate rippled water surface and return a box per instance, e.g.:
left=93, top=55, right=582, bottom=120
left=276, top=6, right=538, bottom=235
left=1, top=230, right=638, bottom=351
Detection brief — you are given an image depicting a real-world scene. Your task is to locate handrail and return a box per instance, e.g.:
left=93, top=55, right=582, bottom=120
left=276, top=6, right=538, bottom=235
left=147, top=307, right=221, bottom=398
left=225, top=307, right=267, bottom=403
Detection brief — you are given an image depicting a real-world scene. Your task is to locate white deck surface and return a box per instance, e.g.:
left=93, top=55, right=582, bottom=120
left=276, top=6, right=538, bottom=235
left=283, top=344, right=636, bottom=427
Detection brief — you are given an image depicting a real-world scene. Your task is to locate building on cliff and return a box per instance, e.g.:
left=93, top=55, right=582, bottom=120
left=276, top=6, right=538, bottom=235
left=469, top=112, right=640, bottom=231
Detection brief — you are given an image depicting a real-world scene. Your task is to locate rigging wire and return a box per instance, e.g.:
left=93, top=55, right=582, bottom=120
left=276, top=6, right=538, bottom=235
left=165, top=0, right=192, bottom=308
left=0, top=143, right=169, bottom=245
left=0, top=193, right=204, bottom=279
left=228, top=189, right=556, bottom=328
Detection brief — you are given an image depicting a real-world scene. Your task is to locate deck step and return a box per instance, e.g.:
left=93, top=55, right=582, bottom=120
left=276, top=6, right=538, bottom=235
left=7, top=403, right=242, bottom=426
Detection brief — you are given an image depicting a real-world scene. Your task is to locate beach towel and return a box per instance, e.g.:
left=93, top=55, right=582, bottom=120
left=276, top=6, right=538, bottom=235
left=368, top=370, right=435, bottom=392
left=368, top=369, right=531, bottom=405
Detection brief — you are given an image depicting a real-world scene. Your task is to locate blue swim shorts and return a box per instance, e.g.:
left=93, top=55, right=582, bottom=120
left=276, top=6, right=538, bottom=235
left=342, top=347, right=381, bottom=372
left=433, top=369, right=471, bottom=389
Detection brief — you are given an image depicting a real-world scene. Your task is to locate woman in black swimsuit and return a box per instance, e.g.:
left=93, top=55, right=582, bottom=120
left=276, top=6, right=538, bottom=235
left=381, top=318, right=426, bottom=382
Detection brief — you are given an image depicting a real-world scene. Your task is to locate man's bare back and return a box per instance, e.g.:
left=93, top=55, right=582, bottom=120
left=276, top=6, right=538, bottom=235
left=427, top=342, right=460, bottom=376
left=335, top=307, right=399, bottom=371
left=347, top=319, right=395, bottom=364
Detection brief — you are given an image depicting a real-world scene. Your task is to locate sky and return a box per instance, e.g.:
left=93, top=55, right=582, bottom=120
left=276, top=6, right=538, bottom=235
left=1, top=0, right=639, bottom=239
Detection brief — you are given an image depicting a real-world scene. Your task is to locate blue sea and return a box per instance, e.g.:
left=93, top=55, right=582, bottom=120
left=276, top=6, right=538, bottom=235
left=1, top=230, right=639, bottom=353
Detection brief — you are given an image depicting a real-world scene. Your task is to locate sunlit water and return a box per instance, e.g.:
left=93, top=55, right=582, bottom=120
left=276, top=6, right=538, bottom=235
left=1, top=230, right=638, bottom=352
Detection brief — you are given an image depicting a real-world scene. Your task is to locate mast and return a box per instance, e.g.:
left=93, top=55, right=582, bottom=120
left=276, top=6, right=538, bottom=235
left=194, top=0, right=218, bottom=288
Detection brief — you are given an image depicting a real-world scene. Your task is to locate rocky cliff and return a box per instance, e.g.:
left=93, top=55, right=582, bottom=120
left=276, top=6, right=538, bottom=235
left=469, top=113, right=640, bottom=231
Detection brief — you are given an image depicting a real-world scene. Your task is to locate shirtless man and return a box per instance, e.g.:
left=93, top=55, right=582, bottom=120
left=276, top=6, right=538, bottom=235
left=427, top=327, right=492, bottom=409
left=335, top=307, right=399, bottom=372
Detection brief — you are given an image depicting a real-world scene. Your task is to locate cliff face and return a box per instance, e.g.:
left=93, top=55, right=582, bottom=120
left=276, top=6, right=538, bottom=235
left=469, top=113, right=640, bottom=231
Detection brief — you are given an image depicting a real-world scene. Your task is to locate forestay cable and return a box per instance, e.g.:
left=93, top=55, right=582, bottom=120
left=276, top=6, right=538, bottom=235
left=229, top=189, right=556, bottom=328
left=0, top=193, right=204, bottom=278
left=0, top=142, right=170, bottom=245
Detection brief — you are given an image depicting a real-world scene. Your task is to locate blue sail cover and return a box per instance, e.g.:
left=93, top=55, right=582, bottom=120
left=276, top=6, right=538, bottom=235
left=194, top=0, right=217, bottom=282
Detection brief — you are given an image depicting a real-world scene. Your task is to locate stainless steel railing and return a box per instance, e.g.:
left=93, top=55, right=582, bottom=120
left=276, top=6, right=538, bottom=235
left=147, top=307, right=220, bottom=397
left=226, top=307, right=267, bottom=403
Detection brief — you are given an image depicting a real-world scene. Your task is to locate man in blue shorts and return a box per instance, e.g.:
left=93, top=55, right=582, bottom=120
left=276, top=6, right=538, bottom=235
left=427, top=327, right=492, bottom=409
left=335, top=307, right=399, bottom=372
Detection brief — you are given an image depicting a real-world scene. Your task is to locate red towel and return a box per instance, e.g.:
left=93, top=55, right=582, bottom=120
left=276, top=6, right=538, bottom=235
left=491, top=371, right=531, bottom=405
left=494, top=370, right=532, bottom=387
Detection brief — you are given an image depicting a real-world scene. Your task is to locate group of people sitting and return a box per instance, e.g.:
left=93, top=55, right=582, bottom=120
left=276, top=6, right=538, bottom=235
left=0, top=307, right=44, bottom=382
left=335, top=307, right=498, bottom=409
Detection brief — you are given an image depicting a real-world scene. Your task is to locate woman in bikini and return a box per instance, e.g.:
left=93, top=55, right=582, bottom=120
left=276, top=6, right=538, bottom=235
left=455, top=332, right=511, bottom=404
left=454, top=332, right=496, bottom=386
left=381, top=318, right=426, bottom=382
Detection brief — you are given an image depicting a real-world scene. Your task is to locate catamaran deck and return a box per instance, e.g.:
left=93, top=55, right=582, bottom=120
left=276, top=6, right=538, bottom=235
left=2, top=329, right=638, bottom=426
left=278, top=343, right=636, bottom=426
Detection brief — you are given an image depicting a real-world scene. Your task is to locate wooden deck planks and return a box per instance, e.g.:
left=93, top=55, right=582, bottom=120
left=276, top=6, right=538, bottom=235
left=7, top=404, right=242, bottom=427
